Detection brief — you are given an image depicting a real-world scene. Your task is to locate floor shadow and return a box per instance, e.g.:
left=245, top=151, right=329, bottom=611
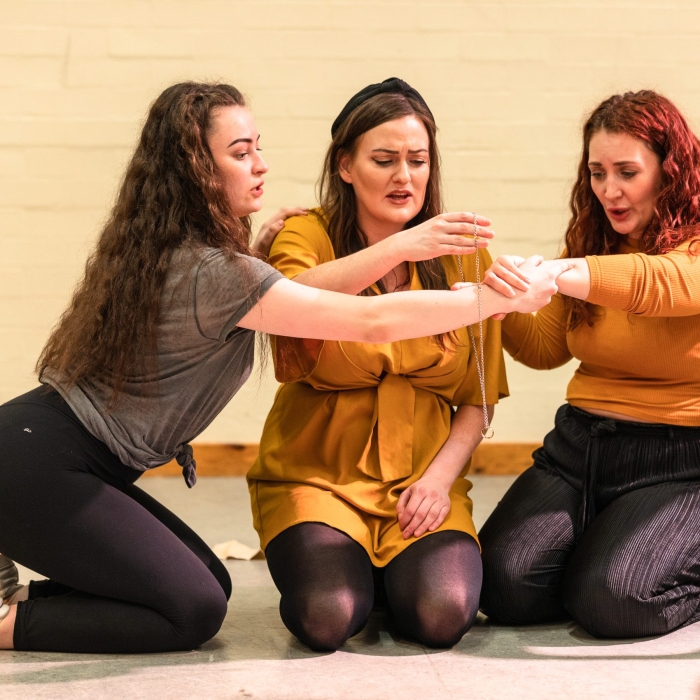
left=449, top=615, right=700, bottom=661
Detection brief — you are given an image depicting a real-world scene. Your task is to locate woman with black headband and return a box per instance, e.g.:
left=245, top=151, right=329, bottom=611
left=0, top=81, right=566, bottom=654
left=248, top=78, right=509, bottom=651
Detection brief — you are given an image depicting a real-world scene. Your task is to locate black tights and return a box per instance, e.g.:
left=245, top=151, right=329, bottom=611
left=0, top=388, right=231, bottom=653
left=265, top=522, right=482, bottom=651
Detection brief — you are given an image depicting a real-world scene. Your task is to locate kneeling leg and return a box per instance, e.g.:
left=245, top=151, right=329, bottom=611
left=265, top=523, right=374, bottom=652
left=479, top=466, right=579, bottom=624
left=384, top=530, right=482, bottom=648
left=563, top=481, right=700, bottom=638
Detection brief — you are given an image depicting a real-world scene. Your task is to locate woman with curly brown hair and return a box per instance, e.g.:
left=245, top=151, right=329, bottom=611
left=0, top=81, right=566, bottom=654
left=477, top=90, right=700, bottom=638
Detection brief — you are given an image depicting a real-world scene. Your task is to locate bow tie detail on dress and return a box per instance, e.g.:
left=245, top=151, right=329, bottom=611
left=358, top=373, right=416, bottom=483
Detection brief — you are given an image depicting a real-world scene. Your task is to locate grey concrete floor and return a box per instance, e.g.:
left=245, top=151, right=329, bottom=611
left=3, top=476, right=700, bottom=700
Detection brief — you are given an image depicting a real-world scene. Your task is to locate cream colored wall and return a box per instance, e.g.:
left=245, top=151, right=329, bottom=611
left=2, top=0, right=699, bottom=443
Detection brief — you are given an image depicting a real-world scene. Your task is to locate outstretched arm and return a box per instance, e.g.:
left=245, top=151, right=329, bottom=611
left=237, top=258, right=572, bottom=343
left=483, top=243, right=700, bottom=316
left=585, top=246, right=700, bottom=316
left=289, top=212, right=494, bottom=295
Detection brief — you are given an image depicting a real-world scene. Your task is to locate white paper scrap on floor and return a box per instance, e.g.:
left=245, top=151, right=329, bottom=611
left=4, top=475, right=700, bottom=700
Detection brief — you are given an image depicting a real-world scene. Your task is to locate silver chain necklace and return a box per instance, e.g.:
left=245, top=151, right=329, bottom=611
left=457, top=213, right=494, bottom=439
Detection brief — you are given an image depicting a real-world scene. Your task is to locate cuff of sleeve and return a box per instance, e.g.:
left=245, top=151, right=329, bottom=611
left=219, top=270, right=284, bottom=342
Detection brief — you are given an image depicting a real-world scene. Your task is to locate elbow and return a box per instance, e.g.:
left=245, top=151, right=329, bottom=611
left=512, top=351, right=570, bottom=371
left=540, top=352, right=572, bottom=370
left=363, top=319, right=392, bottom=344
left=359, top=301, right=394, bottom=344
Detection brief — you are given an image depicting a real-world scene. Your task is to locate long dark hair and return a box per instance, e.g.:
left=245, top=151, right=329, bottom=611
left=319, top=92, right=449, bottom=295
left=37, top=82, right=252, bottom=397
left=564, top=90, right=700, bottom=329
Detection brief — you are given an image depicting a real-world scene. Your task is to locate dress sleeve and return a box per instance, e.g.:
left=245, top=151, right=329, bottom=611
left=585, top=241, right=700, bottom=317
left=267, top=212, right=335, bottom=280
left=267, top=212, right=334, bottom=382
left=501, top=293, right=572, bottom=369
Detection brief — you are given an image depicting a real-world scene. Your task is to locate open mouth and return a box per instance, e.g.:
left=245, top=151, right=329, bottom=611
left=607, top=207, right=629, bottom=218
left=387, top=191, right=411, bottom=204
left=251, top=183, right=264, bottom=196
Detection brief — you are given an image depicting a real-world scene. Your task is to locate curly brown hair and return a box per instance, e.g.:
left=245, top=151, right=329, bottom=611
left=564, top=90, right=700, bottom=329
left=37, top=82, right=252, bottom=399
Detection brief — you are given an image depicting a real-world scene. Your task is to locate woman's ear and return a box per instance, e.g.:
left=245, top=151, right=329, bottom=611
left=338, top=152, right=353, bottom=184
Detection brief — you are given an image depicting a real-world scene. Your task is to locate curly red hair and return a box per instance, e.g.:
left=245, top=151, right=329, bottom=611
left=564, top=90, right=700, bottom=328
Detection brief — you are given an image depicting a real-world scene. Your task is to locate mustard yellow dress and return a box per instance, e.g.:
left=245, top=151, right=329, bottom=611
left=247, top=210, right=509, bottom=566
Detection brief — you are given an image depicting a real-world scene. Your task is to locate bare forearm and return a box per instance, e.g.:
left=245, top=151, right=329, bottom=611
left=551, top=258, right=591, bottom=300
left=293, top=236, right=402, bottom=294
left=241, top=259, right=563, bottom=342
left=423, top=405, right=493, bottom=489
left=369, top=286, right=515, bottom=343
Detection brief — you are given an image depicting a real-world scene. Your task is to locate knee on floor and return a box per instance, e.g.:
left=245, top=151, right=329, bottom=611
left=408, top=593, right=477, bottom=648
left=175, top=583, right=229, bottom=649
left=480, top=548, right=560, bottom=625
left=563, top=568, right=664, bottom=639
left=283, top=587, right=369, bottom=652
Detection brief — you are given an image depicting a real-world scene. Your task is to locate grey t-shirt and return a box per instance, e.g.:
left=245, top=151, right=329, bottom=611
left=41, top=245, right=283, bottom=487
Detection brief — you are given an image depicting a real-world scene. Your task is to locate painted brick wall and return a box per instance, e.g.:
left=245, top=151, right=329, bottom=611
left=1, top=0, right=699, bottom=442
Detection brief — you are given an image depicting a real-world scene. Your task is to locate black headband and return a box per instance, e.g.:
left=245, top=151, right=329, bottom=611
left=331, top=77, right=434, bottom=137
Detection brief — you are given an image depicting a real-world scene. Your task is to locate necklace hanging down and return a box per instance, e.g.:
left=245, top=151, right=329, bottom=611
left=457, top=213, right=494, bottom=439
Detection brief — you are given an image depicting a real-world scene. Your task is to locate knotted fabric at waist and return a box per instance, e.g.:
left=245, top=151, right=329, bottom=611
left=303, top=371, right=453, bottom=483
left=176, top=443, right=197, bottom=488
left=369, top=373, right=417, bottom=482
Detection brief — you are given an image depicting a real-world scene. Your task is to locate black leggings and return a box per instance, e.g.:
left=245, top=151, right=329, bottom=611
left=265, top=522, right=482, bottom=651
left=480, top=404, right=700, bottom=638
left=0, top=387, right=231, bottom=653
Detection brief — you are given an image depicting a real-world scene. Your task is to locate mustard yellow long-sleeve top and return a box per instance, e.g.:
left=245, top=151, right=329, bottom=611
left=247, top=211, right=509, bottom=565
left=503, top=236, right=700, bottom=425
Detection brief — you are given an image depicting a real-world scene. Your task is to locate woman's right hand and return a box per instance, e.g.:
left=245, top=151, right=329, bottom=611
left=452, top=256, right=574, bottom=317
left=390, top=212, right=494, bottom=262
left=250, top=207, right=308, bottom=256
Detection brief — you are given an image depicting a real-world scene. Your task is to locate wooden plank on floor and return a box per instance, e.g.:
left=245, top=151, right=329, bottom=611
left=469, top=442, right=540, bottom=475
left=142, top=442, right=541, bottom=478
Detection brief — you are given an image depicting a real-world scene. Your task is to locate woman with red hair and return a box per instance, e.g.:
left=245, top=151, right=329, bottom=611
left=477, top=90, right=700, bottom=638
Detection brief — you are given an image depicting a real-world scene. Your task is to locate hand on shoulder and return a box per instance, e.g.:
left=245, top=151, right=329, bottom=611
left=250, top=207, right=309, bottom=256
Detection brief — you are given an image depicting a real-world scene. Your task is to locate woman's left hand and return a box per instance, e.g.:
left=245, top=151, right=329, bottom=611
left=483, top=255, right=542, bottom=297
left=250, top=207, right=309, bottom=256
left=396, top=475, right=451, bottom=539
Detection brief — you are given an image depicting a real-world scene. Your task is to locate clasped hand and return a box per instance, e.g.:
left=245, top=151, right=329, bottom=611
left=250, top=207, right=309, bottom=256
left=396, top=475, right=451, bottom=539
left=452, top=255, right=574, bottom=319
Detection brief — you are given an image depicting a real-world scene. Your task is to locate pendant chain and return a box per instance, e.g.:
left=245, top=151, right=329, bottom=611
left=457, top=214, right=494, bottom=439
